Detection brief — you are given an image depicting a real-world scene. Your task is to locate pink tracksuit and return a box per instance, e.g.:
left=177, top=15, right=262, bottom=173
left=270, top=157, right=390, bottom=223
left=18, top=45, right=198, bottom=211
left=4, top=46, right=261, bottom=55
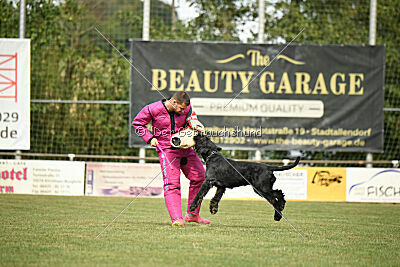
left=132, top=99, right=205, bottom=222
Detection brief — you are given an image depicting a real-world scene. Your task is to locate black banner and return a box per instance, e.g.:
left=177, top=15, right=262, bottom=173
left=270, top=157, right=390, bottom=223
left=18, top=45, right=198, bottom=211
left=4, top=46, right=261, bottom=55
left=130, top=40, right=385, bottom=152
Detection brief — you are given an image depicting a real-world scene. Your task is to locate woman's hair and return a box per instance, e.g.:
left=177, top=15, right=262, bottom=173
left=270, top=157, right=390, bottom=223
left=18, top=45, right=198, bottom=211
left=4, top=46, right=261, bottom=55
left=172, top=91, right=190, bottom=106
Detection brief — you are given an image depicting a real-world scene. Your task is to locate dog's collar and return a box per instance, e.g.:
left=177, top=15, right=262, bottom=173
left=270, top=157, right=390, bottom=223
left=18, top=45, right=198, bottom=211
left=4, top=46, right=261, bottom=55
left=205, top=150, right=219, bottom=163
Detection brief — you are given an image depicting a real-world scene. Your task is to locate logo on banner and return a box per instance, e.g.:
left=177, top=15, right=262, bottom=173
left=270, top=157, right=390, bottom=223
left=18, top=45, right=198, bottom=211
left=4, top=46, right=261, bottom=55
left=348, top=169, right=400, bottom=201
left=0, top=53, right=17, bottom=102
left=307, top=167, right=346, bottom=201
left=216, top=50, right=305, bottom=66
left=1, top=167, right=27, bottom=180
left=311, top=170, right=343, bottom=186
left=0, top=166, right=27, bottom=194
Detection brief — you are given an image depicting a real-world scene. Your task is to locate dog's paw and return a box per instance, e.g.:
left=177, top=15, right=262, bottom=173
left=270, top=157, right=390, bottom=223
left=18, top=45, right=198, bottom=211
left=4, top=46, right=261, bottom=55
left=274, top=211, right=282, bottom=221
left=210, top=204, right=218, bottom=214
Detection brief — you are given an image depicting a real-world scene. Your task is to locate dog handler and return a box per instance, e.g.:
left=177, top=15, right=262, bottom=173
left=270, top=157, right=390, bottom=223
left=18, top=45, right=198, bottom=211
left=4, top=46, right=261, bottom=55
left=132, top=92, right=210, bottom=227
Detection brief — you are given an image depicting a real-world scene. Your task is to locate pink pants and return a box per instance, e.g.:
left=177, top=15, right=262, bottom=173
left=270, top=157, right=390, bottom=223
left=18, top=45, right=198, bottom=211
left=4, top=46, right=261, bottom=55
left=158, top=148, right=205, bottom=221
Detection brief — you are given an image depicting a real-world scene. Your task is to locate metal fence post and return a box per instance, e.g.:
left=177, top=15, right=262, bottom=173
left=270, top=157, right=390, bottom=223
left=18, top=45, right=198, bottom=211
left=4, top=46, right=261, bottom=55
left=139, top=147, right=146, bottom=164
left=367, top=0, right=377, bottom=168
left=139, top=0, right=151, bottom=163
left=255, top=150, right=262, bottom=161
left=369, top=0, right=377, bottom=46
left=143, top=0, right=150, bottom=41
left=19, top=0, right=26, bottom=39
left=254, top=0, right=265, bottom=161
left=16, top=0, right=26, bottom=160
left=258, top=0, right=265, bottom=43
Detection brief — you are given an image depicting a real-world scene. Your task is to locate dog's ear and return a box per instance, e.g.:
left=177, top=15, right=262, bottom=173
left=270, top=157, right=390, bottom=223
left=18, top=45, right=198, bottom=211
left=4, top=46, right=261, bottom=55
left=217, top=147, right=222, bottom=151
left=195, top=146, right=208, bottom=155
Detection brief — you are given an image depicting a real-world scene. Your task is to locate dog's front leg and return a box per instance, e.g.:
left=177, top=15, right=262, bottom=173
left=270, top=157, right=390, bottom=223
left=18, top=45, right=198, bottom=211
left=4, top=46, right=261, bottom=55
left=189, top=180, right=213, bottom=212
left=209, top=187, right=226, bottom=214
left=272, top=189, right=286, bottom=221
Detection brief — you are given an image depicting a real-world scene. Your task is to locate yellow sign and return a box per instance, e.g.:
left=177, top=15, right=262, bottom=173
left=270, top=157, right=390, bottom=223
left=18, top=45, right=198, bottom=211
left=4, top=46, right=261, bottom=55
left=307, top=167, right=346, bottom=201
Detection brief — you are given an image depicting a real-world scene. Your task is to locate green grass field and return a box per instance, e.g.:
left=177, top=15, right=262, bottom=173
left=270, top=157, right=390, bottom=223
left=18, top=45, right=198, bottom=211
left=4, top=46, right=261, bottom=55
left=0, top=194, right=399, bottom=266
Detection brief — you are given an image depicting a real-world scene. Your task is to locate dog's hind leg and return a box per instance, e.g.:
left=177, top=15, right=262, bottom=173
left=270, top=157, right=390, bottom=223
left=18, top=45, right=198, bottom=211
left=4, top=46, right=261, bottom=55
left=252, top=187, right=285, bottom=221
left=209, top=187, right=226, bottom=214
left=189, top=180, right=213, bottom=212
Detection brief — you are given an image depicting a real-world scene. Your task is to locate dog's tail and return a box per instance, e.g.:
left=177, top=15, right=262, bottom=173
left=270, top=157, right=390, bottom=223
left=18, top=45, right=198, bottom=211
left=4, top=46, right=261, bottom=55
left=269, top=157, right=300, bottom=171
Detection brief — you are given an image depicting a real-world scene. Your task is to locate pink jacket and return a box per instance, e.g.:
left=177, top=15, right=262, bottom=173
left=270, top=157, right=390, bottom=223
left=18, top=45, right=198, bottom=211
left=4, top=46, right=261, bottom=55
left=132, top=99, right=194, bottom=150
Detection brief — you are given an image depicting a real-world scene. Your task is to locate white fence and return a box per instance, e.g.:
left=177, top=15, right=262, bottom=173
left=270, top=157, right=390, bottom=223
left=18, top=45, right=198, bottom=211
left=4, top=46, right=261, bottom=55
left=1, top=159, right=399, bottom=203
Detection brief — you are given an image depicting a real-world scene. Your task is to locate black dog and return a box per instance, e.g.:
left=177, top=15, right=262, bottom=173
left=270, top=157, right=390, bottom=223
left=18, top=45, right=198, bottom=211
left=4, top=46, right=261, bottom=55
left=189, top=134, right=300, bottom=221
